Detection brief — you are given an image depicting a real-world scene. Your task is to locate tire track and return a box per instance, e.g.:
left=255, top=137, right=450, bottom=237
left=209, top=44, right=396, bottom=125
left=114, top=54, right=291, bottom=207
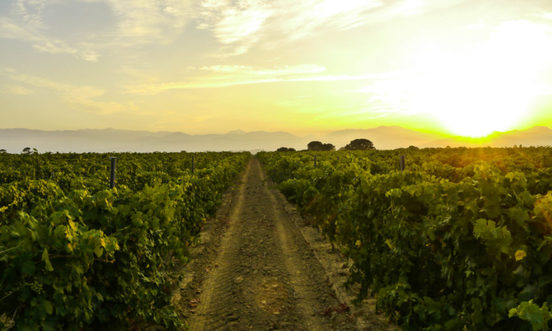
left=187, top=159, right=357, bottom=330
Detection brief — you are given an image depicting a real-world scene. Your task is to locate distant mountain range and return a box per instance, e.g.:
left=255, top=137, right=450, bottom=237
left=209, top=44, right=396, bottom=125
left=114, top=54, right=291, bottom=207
left=0, top=126, right=551, bottom=153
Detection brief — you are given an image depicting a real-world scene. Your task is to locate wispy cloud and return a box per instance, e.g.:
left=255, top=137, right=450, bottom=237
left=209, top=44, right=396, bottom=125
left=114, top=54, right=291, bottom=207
left=1, top=0, right=466, bottom=61
left=0, top=17, right=100, bottom=61
left=268, top=0, right=383, bottom=41
left=1, top=0, right=104, bottom=61
left=536, top=11, right=552, bottom=20
left=118, top=63, right=329, bottom=94
left=12, top=0, right=48, bottom=29
left=195, top=0, right=383, bottom=55
left=124, top=64, right=396, bottom=95
left=198, top=64, right=326, bottom=75
left=104, top=0, right=192, bottom=44
left=2, top=84, right=33, bottom=95
left=196, top=0, right=465, bottom=56
left=3, top=68, right=130, bottom=114
left=1, top=0, right=193, bottom=61
left=196, top=0, right=272, bottom=56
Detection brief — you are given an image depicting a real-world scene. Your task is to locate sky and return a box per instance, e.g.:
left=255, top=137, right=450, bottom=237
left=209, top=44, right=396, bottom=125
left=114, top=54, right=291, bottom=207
left=1, top=0, right=552, bottom=138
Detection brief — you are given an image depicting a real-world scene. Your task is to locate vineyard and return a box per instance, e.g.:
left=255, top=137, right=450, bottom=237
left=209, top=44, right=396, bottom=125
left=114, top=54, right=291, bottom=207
left=258, top=147, right=552, bottom=330
left=0, top=151, right=250, bottom=329
left=2, top=147, right=552, bottom=330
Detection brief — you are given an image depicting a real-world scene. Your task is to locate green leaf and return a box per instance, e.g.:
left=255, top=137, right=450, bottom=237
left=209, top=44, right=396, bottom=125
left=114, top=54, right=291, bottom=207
left=41, top=248, right=54, bottom=272
left=473, top=219, right=491, bottom=239
left=472, top=219, right=512, bottom=254
left=509, top=300, right=552, bottom=331
left=94, top=244, right=103, bottom=258
left=42, top=299, right=53, bottom=315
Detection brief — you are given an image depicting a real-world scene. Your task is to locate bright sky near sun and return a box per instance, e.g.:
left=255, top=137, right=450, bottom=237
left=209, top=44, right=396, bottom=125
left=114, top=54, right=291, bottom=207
left=1, top=0, right=552, bottom=137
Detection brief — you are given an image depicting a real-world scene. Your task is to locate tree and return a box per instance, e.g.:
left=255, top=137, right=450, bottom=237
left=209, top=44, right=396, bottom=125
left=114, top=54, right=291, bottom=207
left=0, top=149, right=6, bottom=154
left=307, top=141, right=324, bottom=151
left=343, top=138, right=375, bottom=150
left=22, top=147, right=38, bottom=155
left=322, top=143, right=335, bottom=151
left=276, top=147, right=296, bottom=152
left=307, top=141, right=335, bottom=151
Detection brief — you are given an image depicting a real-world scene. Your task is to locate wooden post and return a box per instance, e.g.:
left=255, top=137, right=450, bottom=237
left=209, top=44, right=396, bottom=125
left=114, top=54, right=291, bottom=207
left=34, top=152, right=40, bottom=180
left=314, top=155, right=317, bottom=168
left=110, top=157, right=117, bottom=188
left=191, top=155, right=195, bottom=174
left=400, top=155, right=405, bottom=172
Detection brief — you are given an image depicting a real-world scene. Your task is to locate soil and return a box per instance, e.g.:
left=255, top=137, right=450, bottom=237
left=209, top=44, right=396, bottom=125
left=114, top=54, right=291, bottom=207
left=172, top=158, right=395, bottom=330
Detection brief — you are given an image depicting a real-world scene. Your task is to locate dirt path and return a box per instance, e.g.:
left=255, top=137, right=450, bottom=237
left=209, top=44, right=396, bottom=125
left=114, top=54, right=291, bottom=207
left=174, top=159, right=390, bottom=330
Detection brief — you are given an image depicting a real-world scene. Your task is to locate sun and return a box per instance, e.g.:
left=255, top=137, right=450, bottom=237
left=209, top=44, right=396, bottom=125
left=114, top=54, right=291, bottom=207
left=379, top=20, right=552, bottom=138
left=408, top=47, right=537, bottom=138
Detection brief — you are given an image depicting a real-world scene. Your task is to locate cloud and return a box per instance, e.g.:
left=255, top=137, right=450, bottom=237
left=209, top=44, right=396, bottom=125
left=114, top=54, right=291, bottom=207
left=0, top=18, right=100, bottom=62
left=3, top=69, right=129, bottom=114
left=2, top=84, right=33, bottom=95
left=196, top=0, right=465, bottom=56
left=212, top=6, right=271, bottom=44
left=196, top=0, right=383, bottom=55
left=199, top=64, right=326, bottom=75
left=104, top=0, right=193, bottom=44
left=2, top=1, right=101, bottom=61
left=537, top=11, right=552, bottom=20
left=1, top=0, right=466, bottom=61
left=1, top=0, right=193, bottom=61
left=12, top=0, right=48, bottom=29
left=268, top=0, right=383, bottom=41
left=120, top=63, right=329, bottom=93
left=196, top=0, right=272, bottom=55
left=124, top=65, right=395, bottom=95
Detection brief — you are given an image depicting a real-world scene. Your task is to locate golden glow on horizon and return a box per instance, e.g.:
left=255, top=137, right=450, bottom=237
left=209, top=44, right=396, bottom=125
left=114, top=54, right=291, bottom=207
left=1, top=1, right=552, bottom=136
left=368, top=20, right=552, bottom=138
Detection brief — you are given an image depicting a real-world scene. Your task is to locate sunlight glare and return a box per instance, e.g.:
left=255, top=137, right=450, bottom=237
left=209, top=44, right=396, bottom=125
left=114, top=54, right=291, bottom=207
left=383, top=20, right=552, bottom=137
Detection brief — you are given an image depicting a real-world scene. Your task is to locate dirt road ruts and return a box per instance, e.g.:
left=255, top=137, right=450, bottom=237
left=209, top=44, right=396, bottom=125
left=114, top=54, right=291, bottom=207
left=175, top=158, right=389, bottom=330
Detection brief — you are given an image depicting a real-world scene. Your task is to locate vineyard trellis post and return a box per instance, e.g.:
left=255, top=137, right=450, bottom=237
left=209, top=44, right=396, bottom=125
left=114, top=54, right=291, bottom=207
left=110, top=157, right=117, bottom=188
left=314, top=155, right=317, bottom=168
left=400, top=155, right=405, bottom=171
left=192, top=155, right=195, bottom=174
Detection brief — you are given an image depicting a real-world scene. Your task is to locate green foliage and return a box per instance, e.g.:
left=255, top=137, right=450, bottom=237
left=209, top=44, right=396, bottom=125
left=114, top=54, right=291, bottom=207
left=258, top=147, right=552, bottom=330
left=342, top=138, right=375, bottom=150
left=307, top=141, right=335, bottom=151
left=509, top=300, right=552, bottom=330
left=276, top=147, right=296, bottom=152
left=0, top=152, right=250, bottom=329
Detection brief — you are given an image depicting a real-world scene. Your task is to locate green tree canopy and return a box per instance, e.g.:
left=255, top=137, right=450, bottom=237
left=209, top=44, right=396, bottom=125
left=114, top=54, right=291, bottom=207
left=276, top=147, right=296, bottom=152
left=343, top=138, right=375, bottom=150
left=308, top=141, right=335, bottom=151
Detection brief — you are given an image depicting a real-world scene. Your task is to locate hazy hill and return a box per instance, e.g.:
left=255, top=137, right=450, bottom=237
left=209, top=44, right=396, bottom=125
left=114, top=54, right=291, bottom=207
left=491, top=126, right=552, bottom=147
left=413, top=126, right=552, bottom=148
left=0, top=126, right=550, bottom=153
left=325, top=126, right=441, bottom=150
left=0, top=128, right=310, bottom=153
